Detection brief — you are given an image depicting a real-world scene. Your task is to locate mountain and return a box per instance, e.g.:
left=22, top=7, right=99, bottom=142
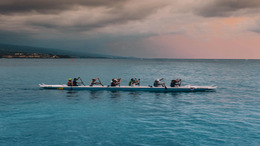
left=0, top=43, right=123, bottom=58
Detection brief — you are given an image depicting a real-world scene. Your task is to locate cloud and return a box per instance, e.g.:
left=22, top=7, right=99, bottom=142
left=0, top=0, right=260, bottom=58
left=249, top=18, right=260, bottom=34
left=31, top=4, right=164, bottom=31
left=0, top=0, right=127, bottom=14
left=195, top=0, right=260, bottom=17
left=0, top=0, right=168, bottom=34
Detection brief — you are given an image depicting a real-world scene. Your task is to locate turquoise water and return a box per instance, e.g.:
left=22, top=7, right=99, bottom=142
left=0, top=59, right=260, bottom=145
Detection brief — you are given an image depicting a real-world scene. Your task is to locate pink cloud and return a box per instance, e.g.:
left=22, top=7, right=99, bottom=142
left=144, top=34, right=260, bottom=59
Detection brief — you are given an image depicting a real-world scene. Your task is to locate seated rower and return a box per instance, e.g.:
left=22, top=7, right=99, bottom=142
left=111, top=78, right=121, bottom=86
left=170, top=80, right=177, bottom=87
left=170, top=79, right=181, bottom=87
left=135, top=78, right=140, bottom=86
left=128, top=78, right=140, bottom=86
left=73, top=78, right=81, bottom=86
left=67, top=78, right=73, bottom=86
left=175, top=79, right=181, bottom=86
left=129, top=78, right=134, bottom=86
left=90, top=77, right=103, bottom=86
left=153, top=78, right=164, bottom=87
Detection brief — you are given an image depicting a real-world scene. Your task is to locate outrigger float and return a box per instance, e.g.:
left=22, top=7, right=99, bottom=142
left=39, top=84, right=217, bottom=92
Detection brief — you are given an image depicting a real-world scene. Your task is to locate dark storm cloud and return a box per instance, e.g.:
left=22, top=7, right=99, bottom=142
left=251, top=29, right=260, bottom=33
left=20, top=1, right=165, bottom=32
left=196, top=0, right=260, bottom=17
left=249, top=19, right=260, bottom=34
left=0, top=0, right=166, bottom=32
left=0, top=0, right=127, bottom=14
left=26, top=6, right=161, bottom=32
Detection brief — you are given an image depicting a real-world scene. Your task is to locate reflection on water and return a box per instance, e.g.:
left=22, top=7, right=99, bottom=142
left=169, top=92, right=183, bottom=98
left=66, top=90, right=184, bottom=99
left=89, top=91, right=103, bottom=99
left=154, top=92, right=168, bottom=98
left=109, top=91, right=121, bottom=98
left=128, top=92, right=141, bottom=97
left=66, top=90, right=79, bottom=98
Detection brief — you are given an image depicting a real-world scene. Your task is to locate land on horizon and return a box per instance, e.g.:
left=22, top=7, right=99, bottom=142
left=1, top=43, right=259, bottom=60
left=0, top=44, right=128, bottom=59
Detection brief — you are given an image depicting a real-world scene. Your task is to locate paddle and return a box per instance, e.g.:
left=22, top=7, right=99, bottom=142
left=162, top=78, right=167, bottom=90
left=98, top=78, right=103, bottom=86
left=118, top=78, right=122, bottom=87
left=78, top=77, right=85, bottom=86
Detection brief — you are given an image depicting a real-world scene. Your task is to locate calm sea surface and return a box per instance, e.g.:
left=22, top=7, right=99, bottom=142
left=0, top=59, right=260, bottom=145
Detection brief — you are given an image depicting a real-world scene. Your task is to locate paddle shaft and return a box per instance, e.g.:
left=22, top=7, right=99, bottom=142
left=78, top=77, right=85, bottom=86
left=162, top=79, right=167, bottom=90
left=98, top=78, right=103, bottom=86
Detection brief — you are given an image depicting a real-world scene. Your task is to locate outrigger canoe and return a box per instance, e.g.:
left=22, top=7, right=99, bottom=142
left=39, top=84, right=217, bottom=92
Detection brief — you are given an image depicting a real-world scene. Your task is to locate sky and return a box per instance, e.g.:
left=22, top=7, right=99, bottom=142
left=0, top=0, right=260, bottom=59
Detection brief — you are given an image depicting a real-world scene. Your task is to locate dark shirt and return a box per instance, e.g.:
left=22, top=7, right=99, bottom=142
left=171, top=81, right=176, bottom=87
left=111, top=82, right=116, bottom=86
left=154, top=81, right=159, bottom=87
left=73, top=80, right=78, bottom=86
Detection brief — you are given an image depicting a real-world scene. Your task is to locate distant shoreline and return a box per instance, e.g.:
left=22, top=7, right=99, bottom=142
left=0, top=52, right=70, bottom=59
left=0, top=43, right=124, bottom=59
left=1, top=57, right=259, bottom=60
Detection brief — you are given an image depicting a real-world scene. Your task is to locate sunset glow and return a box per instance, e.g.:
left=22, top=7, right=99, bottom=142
left=0, top=0, right=260, bottom=59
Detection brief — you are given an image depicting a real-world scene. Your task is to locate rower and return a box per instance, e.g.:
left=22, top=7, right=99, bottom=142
left=135, top=78, right=140, bottom=86
left=67, top=78, right=73, bottom=86
left=129, top=78, right=134, bottom=86
left=153, top=78, right=164, bottom=87
left=73, top=78, right=80, bottom=86
left=111, top=78, right=121, bottom=86
left=176, top=79, right=181, bottom=86
left=90, top=77, right=103, bottom=86
left=129, top=78, right=140, bottom=86
left=170, top=80, right=177, bottom=87
left=171, top=79, right=181, bottom=87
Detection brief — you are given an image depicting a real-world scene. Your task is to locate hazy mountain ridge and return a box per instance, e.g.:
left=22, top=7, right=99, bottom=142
left=0, top=44, right=124, bottom=58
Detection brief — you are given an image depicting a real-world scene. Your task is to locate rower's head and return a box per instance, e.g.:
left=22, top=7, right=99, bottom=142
left=74, top=78, right=77, bottom=80
left=68, top=78, right=72, bottom=81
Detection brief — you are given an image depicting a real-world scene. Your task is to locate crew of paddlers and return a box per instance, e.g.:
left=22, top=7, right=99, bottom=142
left=67, top=77, right=182, bottom=87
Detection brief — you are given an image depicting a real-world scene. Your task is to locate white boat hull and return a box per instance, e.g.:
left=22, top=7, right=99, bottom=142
left=39, top=84, right=217, bottom=92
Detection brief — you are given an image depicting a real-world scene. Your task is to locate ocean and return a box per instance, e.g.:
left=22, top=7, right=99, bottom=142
left=0, top=59, right=260, bottom=145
